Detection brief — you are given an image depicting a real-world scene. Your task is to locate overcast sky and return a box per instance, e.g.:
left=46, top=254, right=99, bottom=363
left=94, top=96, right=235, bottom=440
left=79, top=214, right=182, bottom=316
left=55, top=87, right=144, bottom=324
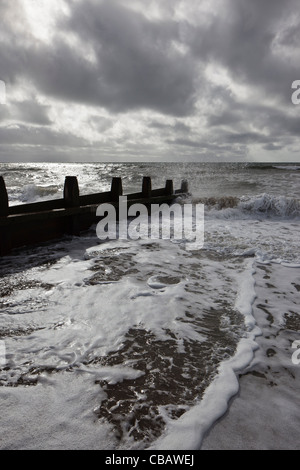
left=0, top=0, right=299, bottom=162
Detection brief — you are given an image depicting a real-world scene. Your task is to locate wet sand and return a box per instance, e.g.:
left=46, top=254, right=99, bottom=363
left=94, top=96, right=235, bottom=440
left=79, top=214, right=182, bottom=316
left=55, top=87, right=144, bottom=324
left=201, top=263, right=300, bottom=450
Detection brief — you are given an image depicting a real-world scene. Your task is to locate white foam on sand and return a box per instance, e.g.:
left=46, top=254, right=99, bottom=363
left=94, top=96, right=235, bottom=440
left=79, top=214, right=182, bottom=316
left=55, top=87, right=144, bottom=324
left=1, top=235, right=299, bottom=450
left=0, top=239, right=256, bottom=449
left=151, top=260, right=300, bottom=450
left=0, top=372, right=114, bottom=450
left=201, top=261, right=300, bottom=450
left=150, top=258, right=260, bottom=450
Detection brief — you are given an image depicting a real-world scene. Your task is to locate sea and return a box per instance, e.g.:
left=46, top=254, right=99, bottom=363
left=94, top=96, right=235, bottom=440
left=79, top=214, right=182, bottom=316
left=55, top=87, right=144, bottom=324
left=0, top=162, right=299, bottom=450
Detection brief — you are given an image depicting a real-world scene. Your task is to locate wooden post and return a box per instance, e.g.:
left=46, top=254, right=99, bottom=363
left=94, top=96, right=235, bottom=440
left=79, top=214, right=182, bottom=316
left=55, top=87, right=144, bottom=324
left=142, top=177, right=152, bottom=198
left=0, top=176, right=9, bottom=217
left=64, top=176, right=80, bottom=207
left=0, top=173, right=189, bottom=256
left=181, top=180, right=188, bottom=193
left=63, top=176, right=80, bottom=235
left=0, top=176, right=11, bottom=255
left=165, top=179, right=173, bottom=196
left=0, top=228, right=11, bottom=256
left=111, top=177, right=123, bottom=201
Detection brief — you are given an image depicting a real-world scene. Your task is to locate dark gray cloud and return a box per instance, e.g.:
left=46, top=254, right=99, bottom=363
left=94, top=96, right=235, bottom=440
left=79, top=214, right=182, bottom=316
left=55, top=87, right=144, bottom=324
left=10, top=100, right=52, bottom=125
left=0, top=0, right=299, bottom=161
left=215, top=102, right=300, bottom=140
left=188, top=0, right=300, bottom=103
left=0, top=1, right=197, bottom=116
left=0, top=100, right=51, bottom=126
left=0, top=124, right=89, bottom=147
left=170, top=138, right=200, bottom=148
left=61, top=1, right=197, bottom=115
left=263, top=143, right=284, bottom=151
left=149, top=120, right=191, bottom=133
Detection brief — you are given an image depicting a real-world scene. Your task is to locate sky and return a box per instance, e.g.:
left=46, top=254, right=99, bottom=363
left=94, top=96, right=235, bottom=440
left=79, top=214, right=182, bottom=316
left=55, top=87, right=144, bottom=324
left=0, top=0, right=299, bottom=162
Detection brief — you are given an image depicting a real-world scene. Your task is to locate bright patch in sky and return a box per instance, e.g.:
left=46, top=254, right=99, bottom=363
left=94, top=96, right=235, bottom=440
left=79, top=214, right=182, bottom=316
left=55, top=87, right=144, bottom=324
left=205, top=63, right=250, bottom=102
left=22, top=0, right=70, bottom=43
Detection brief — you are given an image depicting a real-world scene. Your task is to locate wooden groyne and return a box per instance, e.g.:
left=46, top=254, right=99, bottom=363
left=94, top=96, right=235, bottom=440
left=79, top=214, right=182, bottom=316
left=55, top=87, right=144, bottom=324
left=0, top=175, right=188, bottom=256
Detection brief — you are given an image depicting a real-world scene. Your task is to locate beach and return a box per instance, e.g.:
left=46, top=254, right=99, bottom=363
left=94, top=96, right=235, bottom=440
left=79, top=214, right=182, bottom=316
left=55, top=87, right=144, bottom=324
left=0, top=162, right=299, bottom=450
left=202, top=262, right=300, bottom=450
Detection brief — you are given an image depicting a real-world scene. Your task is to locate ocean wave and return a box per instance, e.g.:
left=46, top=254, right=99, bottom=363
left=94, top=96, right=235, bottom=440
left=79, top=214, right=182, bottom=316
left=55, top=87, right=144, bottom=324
left=246, top=164, right=277, bottom=170
left=273, top=165, right=300, bottom=171
left=246, top=163, right=300, bottom=171
left=192, top=194, right=300, bottom=219
left=239, top=193, right=300, bottom=217
left=17, top=183, right=61, bottom=203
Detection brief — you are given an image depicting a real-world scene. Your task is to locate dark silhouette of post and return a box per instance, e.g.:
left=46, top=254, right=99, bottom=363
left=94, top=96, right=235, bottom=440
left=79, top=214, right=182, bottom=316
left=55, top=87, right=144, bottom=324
left=0, top=174, right=188, bottom=256
left=64, top=176, right=79, bottom=207
left=0, top=176, right=11, bottom=255
left=111, top=177, right=123, bottom=201
left=165, top=179, right=173, bottom=196
left=181, top=180, right=188, bottom=193
left=142, top=177, right=152, bottom=198
left=64, top=176, right=80, bottom=235
left=0, top=176, right=9, bottom=217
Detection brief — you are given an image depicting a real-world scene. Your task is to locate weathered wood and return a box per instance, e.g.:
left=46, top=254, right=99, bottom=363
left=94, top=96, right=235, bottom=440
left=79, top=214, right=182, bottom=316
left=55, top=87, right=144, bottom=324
left=79, top=191, right=112, bottom=206
left=0, top=176, right=11, bottom=255
left=142, top=176, right=152, bottom=198
left=111, top=177, right=123, bottom=201
left=151, top=188, right=166, bottom=197
left=0, top=226, right=11, bottom=256
left=64, top=176, right=80, bottom=207
left=63, top=176, right=80, bottom=235
left=175, top=180, right=189, bottom=194
left=9, top=199, right=65, bottom=215
left=0, top=176, right=9, bottom=217
left=181, top=180, right=188, bottom=193
left=0, top=175, right=188, bottom=255
left=165, top=180, right=173, bottom=196
left=127, top=191, right=144, bottom=200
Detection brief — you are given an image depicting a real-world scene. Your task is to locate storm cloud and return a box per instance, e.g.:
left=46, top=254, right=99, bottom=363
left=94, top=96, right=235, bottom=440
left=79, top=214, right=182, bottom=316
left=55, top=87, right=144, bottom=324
left=0, top=0, right=299, bottom=161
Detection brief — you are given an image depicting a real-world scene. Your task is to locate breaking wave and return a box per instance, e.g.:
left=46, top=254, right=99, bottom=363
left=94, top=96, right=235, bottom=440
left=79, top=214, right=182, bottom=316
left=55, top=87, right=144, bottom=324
left=193, top=194, right=300, bottom=219
left=273, top=165, right=300, bottom=171
left=11, top=183, right=62, bottom=204
left=246, top=163, right=300, bottom=171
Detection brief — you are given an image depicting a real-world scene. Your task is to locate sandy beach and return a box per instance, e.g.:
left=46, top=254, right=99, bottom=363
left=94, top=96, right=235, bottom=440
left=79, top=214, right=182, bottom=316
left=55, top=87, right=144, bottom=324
left=1, top=0, right=300, bottom=451
left=0, top=162, right=299, bottom=450
left=201, top=262, right=300, bottom=450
